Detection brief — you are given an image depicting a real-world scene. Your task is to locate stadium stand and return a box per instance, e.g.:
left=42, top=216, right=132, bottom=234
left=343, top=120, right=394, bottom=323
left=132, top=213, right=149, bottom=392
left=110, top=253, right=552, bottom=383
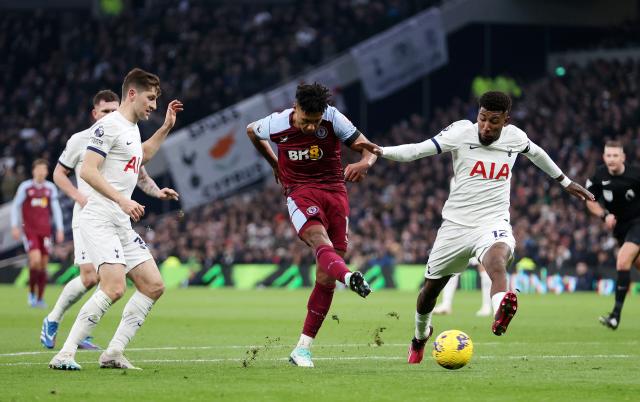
left=109, top=58, right=638, bottom=284
left=1, top=2, right=639, bottom=287
left=0, top=0, right=441, bottom=198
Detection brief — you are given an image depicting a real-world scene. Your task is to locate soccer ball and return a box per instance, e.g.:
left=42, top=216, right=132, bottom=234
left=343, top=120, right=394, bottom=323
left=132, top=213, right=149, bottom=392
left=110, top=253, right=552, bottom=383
left=432, top=329, right=473, bottom=370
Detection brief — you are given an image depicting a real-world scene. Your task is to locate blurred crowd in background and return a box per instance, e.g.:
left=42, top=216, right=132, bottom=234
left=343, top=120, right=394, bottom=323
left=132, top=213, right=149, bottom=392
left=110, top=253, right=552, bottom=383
left=2, top=1, right=639, bottom=285
left=0, top=0, right=439, bottom=193
left=120, top=58, right=639, bottom=283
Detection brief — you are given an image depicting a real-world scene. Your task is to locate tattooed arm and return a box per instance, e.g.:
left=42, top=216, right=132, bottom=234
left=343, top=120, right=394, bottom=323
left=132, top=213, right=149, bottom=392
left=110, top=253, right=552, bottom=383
left=137, top=166, right=179, bottom=201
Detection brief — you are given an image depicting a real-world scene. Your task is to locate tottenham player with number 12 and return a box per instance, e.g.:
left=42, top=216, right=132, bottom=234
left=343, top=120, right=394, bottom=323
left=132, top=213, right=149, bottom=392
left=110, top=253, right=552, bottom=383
left=359, top=91, right=594, bottom=364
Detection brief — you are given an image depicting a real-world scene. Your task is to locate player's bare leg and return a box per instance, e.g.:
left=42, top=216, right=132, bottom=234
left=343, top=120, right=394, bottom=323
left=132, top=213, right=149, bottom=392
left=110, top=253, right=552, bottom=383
left=600, top=241, right=640, bottom=330
left=42, top=263, right=99, bottom=349
left=100, top=259, right=163, bottom=370
left=289, top=225, right=370, bottom=368
left=50, top=264, right=125, bottom=370
left=482, top=243, right=517, bottom=336
left=408, top=276, right=449, bottom=363
left=433, top=275, right=458, bottom=315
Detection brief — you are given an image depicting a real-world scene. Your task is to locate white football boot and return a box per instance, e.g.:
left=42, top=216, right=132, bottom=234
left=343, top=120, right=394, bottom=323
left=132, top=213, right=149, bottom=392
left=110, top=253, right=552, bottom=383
left=432, top=304, right=452, bottom=315
left=49, top=351, right=82, bottom=370
left=289, top=347, right=314, bottom=368
left=99, top=351, right=141, bottom=370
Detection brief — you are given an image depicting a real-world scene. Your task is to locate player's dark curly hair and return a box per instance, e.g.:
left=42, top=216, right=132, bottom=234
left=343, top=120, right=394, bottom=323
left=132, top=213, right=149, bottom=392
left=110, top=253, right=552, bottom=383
left=295, top=83, right=331, bottom=114
left=479, top=91, right=512, bottom=113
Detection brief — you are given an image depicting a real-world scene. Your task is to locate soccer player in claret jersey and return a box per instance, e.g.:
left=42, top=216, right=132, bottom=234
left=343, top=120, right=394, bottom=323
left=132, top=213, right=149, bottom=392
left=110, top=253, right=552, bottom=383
left=40, top=89, right=179, bottom=350
left=585, top=141, right=640, bottom=330
left=11, top=159, right=64, bottom=308
left=49, top=68, right=183, bottom=370
left=360, top=91, right=594, bottom=364
left=247, top=83, right=378, bottom=368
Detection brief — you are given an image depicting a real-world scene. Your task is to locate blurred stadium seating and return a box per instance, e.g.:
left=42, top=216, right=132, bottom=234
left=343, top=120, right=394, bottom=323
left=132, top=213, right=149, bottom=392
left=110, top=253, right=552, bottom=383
left=1, top=0, right=639, bottom=290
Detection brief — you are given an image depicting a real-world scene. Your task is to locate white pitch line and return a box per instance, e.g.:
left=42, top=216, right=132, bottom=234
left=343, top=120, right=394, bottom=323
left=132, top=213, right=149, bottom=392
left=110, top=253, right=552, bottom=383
left=0, top=354, right=638, bottom=367
left=1, top=341, right=638, bottom=358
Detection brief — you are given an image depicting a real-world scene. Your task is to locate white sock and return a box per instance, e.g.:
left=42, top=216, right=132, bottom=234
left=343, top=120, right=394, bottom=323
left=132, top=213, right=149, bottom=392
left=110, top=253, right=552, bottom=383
left=491, top=291, right=506, bottom=315
left=106, top=291, right=155, bottom=355
left=440, top=275, right=458, bottom=309
left=415, top=312, right=432, bottom=340
left=296, top=334, right=314, bottom=349
left=47, top=276, right=88, bottom=323
left=343, top=272, right=352, bottom=286
left=479, top=271, right=492, bottom=311
left=61, top=289, right=112, bottom=354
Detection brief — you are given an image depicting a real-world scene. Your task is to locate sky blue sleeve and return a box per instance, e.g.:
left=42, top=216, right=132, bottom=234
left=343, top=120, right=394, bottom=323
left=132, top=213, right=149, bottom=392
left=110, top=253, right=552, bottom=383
left=328, top=107, right=357, bottom=142
left=49, top=183, right=64, bottom=231
left=252, top=114, right=273, bottom=140
left=10, top=181, right=28, bottom=228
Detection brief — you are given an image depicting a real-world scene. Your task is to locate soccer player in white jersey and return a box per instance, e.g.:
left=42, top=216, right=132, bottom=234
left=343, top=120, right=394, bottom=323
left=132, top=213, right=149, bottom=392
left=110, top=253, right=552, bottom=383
left=359, top=91, right=593, bottom=364
left=41, top=89, right=179, bottom=350
left=49, top=68, right=183, bottom=370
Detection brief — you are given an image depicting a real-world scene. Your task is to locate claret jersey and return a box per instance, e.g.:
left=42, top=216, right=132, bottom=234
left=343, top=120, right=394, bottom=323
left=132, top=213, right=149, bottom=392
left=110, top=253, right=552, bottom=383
left=252, top=106, right=360, bottom=191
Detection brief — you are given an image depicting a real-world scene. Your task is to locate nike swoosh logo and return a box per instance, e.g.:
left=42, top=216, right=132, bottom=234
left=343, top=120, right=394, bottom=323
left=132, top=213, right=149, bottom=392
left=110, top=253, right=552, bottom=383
left=126, top=141, right=133, bottom=145
left=602, top=180, right=611, bottom=185
left=469, top=145, right=481, bottom=149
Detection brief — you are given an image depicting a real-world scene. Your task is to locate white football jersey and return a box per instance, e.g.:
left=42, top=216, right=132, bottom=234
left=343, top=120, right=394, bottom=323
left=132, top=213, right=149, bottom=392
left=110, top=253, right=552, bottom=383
left=434, top=120, right=530, bottom=226
left=58, top=128, right=93, bottom=229
left=81, top=111, right=143, bottom=228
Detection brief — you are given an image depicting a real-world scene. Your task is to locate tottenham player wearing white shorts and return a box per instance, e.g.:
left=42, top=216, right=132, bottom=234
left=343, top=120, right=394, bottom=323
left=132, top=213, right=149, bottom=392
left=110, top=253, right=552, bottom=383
left=359, top=91, right=593, bottom=364
left=49, top=68, right=183, bottom=370
left=41, top=89, right=179, bottom=350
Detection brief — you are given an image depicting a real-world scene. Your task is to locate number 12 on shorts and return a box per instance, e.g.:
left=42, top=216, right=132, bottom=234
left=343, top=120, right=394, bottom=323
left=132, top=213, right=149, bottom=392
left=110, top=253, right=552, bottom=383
left=492, top=230, right=507, bottom=239
left=133, top=236, right=147, bottom=249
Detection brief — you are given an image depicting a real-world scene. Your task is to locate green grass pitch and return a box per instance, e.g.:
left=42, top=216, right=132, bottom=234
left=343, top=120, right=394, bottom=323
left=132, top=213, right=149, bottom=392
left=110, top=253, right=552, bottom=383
left=0, top=285, right=638, bottom=401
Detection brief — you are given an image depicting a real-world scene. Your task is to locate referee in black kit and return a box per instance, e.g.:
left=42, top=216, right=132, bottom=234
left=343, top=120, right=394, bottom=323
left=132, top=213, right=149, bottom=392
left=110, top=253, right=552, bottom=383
left=586, top=140, right=640, bottom=329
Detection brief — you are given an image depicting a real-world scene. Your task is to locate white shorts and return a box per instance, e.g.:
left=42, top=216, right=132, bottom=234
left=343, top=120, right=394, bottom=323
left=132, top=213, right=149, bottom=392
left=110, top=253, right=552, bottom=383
left=79, top=220, right=152, bottom=273
left=72, top=227, right=91, bottom=266
left=425, top=219, right=515, bottom=279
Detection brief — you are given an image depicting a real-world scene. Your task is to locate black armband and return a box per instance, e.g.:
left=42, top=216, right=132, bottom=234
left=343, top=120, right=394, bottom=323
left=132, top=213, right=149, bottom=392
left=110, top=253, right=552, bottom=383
left=344, top=130, right=362, bottom=147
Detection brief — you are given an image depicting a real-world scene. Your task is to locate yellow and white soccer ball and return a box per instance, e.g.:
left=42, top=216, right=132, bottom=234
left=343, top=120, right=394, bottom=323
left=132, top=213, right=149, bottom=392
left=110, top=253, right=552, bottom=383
left=432, top=329, right=473, bottom=370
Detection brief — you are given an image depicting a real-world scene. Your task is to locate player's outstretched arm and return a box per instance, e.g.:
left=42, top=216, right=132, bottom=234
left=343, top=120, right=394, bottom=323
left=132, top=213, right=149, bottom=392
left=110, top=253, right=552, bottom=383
left=375, top=138, right=441, bottom=162
left=81, top=150, right=146, bottom=222
left=247, top=123, right=279, bottom=184
left=142, top=99, right=184, bottom=164
left=53, top=163, right=88, bottom=207
left=558, top=176, right=595, bottom=201
left=137, top=166, right=179, bottom=200
left=345, top=132, right=378, bottom=182
left=522, top=141, right=594, bottom=201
